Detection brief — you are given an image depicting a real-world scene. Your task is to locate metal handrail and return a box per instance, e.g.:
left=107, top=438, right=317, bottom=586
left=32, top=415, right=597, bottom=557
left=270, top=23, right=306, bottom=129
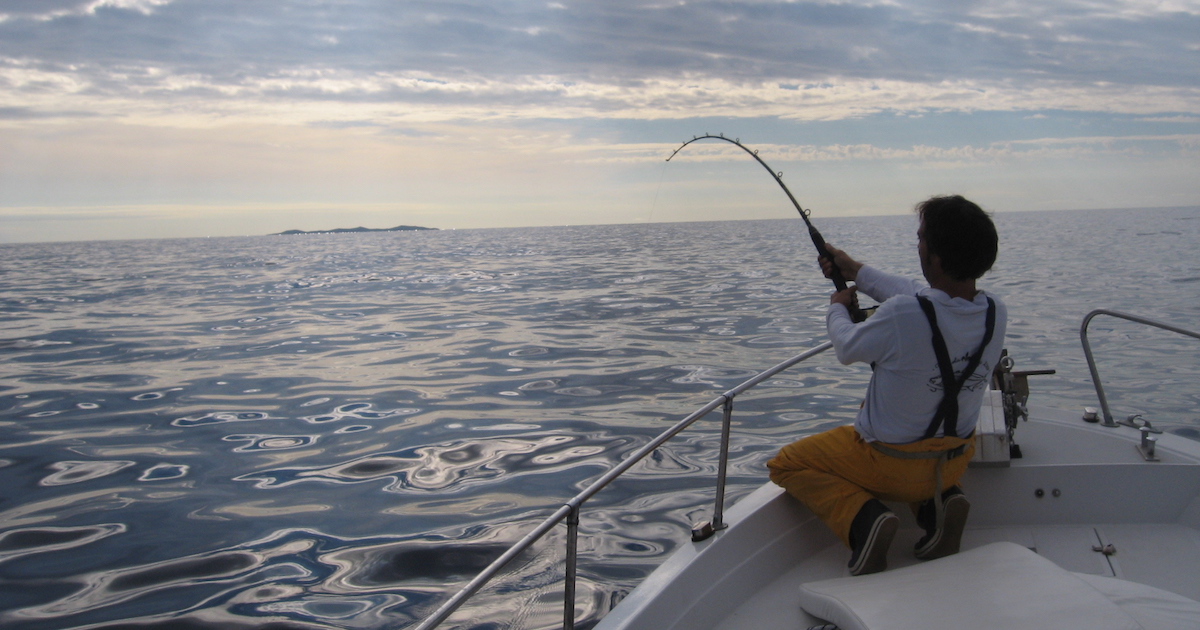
left=413, top=341, right=834, bottom=630
left=1080, top=309, right=1200, bottom=427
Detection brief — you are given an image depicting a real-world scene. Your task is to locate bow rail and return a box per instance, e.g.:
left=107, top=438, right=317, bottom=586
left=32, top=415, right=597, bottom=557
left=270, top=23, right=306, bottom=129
left=414, top=341, right=835, bottom=630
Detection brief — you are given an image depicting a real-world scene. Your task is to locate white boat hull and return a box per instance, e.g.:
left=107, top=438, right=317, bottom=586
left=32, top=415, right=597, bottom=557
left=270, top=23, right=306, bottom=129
left=596, top=399, right=1200, bottom=630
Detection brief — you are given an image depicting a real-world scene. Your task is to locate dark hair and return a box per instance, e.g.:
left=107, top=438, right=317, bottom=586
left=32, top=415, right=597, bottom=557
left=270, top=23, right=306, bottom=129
left=916, top=195, right=998, bottom=281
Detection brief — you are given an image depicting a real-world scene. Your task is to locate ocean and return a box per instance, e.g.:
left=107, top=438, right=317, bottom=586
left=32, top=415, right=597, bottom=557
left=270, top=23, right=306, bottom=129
left=2, top=207, right=1199, bottom=629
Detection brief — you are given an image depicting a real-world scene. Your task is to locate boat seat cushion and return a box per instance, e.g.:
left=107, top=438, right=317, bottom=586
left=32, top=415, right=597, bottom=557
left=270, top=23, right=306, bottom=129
left=1074, top=572, right=1200, bottom=630
left=798, top=541, right=1200, bottom=630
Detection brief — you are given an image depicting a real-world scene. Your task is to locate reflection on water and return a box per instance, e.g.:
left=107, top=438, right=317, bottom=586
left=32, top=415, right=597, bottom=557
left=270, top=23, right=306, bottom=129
left=1, top=208, right=1198, bottom=628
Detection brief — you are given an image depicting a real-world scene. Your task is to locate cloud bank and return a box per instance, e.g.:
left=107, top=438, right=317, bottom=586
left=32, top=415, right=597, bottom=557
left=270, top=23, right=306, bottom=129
left=2, top=0, right=1198, bottom=124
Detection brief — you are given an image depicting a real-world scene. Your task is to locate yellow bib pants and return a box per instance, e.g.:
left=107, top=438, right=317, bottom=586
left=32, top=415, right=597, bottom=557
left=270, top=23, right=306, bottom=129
left=766, top=425, right=975, bottom=548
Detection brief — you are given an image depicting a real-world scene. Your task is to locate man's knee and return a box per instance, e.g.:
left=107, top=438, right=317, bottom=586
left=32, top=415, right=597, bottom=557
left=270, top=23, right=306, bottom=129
left=766, top=459, right=791, bottom=485
left=766, top=450, right=799, bottom=485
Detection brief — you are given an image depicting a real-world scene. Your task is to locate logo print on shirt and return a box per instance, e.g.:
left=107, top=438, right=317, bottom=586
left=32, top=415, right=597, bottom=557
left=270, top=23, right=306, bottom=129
left=926, top=358, right=992, bottom=393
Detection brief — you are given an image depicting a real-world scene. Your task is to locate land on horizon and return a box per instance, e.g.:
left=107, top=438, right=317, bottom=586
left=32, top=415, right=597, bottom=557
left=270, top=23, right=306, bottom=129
left=274, top=225, right=437, bottom=235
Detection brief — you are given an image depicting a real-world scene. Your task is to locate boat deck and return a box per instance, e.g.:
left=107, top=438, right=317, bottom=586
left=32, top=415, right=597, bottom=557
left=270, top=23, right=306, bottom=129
left=715, top=522, right=1200, bottom=629
left=597, top=403, right=1200, bottom=630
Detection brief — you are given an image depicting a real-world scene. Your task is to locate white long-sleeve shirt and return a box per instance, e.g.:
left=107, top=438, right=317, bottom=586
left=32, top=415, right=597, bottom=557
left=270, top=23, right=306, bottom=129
left=826, top=265, right=1008, bottom=444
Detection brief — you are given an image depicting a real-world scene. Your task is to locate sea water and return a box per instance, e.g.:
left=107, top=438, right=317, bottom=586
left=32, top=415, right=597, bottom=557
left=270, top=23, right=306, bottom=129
left=2, top=207, right=1199, bottom=629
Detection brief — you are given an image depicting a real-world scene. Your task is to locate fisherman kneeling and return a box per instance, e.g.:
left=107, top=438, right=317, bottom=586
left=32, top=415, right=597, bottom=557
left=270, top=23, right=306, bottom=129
left=768, top=195, right=1007, bottom=576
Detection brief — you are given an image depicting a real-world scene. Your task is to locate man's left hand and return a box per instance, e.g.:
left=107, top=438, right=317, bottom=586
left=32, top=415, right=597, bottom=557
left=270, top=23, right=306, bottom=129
left=831, top=285, right=859, bottom=309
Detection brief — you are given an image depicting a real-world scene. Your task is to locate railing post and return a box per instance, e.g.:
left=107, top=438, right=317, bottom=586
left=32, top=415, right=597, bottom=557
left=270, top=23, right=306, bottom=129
left=1080, top=310, right=1118, bottom=427
left=1081, top=309, right=1200, bottom=428
left=712, top=396, right=734, bottom=531
left=563, top=503, right=580, bottom=630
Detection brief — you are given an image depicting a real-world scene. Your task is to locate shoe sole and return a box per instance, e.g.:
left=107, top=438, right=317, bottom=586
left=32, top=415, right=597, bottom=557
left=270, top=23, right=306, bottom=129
left=849, top=512, right=898, bottom=576
left=914, top=494, right=970, bottom=560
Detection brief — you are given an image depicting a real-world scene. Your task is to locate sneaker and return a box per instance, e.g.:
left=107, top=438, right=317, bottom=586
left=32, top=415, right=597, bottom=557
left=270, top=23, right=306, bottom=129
left=914, top=487, right=970, bottom=560
left=848, top=499, right=898, bottom=576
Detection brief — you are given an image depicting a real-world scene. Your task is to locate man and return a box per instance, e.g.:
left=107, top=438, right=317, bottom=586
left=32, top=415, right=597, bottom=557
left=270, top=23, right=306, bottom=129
left=767, top=195, right=1007, bottom=576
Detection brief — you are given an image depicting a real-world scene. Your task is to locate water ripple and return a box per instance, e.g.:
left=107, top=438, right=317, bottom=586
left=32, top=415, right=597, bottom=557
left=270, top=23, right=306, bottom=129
left=173, top=411, right=273, bottom=427
left=233, top=433, right=617, bottom=494
left=224, top=435, right=319, bottom=452
left=0, top=524, right=126, bottom=564
left=40, top=461, right=137, bottom=486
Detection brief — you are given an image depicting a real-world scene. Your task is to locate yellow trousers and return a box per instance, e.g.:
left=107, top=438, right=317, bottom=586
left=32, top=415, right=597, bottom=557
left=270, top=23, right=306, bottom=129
left=766, top=425, right=974, bottom=548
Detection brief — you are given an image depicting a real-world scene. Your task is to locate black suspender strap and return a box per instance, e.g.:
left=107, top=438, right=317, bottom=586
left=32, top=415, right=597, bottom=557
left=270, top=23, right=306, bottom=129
left=915, top=295, right=997, bottom=440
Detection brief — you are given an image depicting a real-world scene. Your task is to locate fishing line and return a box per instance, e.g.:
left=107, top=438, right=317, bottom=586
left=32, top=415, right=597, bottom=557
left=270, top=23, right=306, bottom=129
left=666, top=133, right=867, bottom=322
left=648, top=157, right=670, bottom=225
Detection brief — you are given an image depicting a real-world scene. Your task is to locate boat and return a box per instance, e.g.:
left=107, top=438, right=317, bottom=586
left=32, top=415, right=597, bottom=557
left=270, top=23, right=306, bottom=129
left=414, top=309, right=1200, bottom=630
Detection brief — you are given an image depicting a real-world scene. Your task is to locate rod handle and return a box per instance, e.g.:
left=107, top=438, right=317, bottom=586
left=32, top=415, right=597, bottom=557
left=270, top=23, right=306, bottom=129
left=810, top=228, right=866, bottom=323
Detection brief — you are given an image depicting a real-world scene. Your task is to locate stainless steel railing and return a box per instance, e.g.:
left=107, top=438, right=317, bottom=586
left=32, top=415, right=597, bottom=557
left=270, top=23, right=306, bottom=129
left=1080, top=309, right=1200, bottom=428
left=413, top=341, right=834, bottom=630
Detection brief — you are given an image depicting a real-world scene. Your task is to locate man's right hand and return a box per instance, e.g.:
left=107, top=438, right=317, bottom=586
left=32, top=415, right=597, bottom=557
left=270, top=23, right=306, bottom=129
left=818, top=244, right=863, bottom=282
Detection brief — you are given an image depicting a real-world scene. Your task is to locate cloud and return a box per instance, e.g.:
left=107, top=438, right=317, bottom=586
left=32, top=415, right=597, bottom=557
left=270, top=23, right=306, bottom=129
left=0, top=105, right=98, bottom=119
left=1140, top=115, right=1200, bottom=123
left=3, top=60, right=1195, bottom=128
left=0, top=0, right=172, bottom=22
left=0, top=0, right=1197, bottom=125
left=582, top=132, right=1200, bottom=168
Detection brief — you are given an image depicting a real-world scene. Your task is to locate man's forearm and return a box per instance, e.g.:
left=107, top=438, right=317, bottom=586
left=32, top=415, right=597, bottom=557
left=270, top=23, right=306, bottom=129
left=855, top=265, right=924, bottom=302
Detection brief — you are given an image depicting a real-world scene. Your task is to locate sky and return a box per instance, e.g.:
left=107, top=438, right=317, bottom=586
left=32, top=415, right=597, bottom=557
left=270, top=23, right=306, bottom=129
left=1, top=0, right=1198, bottom=243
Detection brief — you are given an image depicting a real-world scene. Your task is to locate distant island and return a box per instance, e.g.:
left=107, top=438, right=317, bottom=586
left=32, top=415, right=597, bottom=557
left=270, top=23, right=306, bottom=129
left=274, top=225, right=437, bottom=235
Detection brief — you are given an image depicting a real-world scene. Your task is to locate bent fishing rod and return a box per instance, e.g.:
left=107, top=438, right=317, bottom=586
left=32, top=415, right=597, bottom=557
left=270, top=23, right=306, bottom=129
left=667, top=134, right=866, bottom=322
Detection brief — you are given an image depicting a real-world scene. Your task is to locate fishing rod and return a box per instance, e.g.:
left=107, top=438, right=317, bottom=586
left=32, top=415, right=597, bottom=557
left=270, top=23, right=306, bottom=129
left=666, top=133, right=867, bottom=322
